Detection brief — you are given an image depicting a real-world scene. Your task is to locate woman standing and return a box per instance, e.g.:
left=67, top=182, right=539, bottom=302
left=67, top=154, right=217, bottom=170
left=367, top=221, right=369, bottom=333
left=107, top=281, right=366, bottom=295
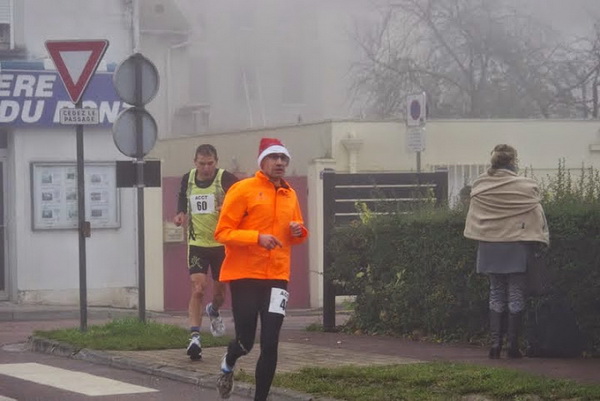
left=464, top=144, right=549, bottom=359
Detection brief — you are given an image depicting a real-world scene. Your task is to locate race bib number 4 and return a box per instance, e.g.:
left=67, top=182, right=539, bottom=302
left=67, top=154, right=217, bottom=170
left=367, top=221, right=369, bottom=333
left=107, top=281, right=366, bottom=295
left=268, top=288, right=289, bottom=316
left=189, top=194, right=215, bottom=214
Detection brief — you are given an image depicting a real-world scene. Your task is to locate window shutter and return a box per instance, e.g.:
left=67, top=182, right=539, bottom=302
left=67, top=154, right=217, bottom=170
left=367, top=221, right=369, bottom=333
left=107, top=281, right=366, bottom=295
left=0, top=0, right=11, bottom=24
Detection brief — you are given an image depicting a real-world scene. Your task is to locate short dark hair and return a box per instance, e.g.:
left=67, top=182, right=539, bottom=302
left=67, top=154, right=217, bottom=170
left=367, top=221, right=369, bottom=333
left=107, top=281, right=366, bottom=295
left=195, top=144, right=218, bottom=159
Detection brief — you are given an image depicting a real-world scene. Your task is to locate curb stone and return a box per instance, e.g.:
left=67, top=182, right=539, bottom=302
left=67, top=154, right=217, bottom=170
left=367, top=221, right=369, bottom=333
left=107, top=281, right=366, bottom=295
left=28, top=336, right=340, bottom=401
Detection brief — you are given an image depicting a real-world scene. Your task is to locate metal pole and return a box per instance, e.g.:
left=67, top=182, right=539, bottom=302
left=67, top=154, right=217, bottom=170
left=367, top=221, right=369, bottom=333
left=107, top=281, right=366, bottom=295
left=322, top=170, right=336, bottom=331
left=136, top=161, right=145, bottom=323
left=416, top=151, right=421, bottom=173
left=76, top=99, right=88, bottom=332
left=135, top=54, right=146, bottom=323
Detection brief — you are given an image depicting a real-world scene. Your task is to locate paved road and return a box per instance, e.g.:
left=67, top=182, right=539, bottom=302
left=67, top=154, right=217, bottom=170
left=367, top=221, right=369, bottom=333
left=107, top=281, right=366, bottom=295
left=0, top=344, right=250, bottom=401
left=0, top=318, right=250, bottom=401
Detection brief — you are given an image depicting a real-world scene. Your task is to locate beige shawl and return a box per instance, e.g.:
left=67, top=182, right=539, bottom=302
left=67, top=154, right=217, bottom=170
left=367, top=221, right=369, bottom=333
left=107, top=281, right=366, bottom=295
left=464, top=169, right=549, bottom=245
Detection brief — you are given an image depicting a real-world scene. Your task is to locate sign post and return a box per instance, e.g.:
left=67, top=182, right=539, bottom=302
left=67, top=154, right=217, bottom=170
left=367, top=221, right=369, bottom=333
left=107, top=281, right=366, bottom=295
left=112, top=53, right=159, bottom=323
left=406, top=92, right=427, bottom=172
left=45, top=39, right=109, bottom=332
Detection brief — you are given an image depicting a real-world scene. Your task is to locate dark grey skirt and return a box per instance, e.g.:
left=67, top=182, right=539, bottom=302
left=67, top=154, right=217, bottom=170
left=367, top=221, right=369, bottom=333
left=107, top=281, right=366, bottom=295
left=476, top=241, right=531, bottom=274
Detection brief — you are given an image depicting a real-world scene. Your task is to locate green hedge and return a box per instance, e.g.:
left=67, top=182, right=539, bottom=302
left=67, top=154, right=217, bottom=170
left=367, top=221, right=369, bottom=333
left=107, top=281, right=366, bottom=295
left=328, top=205, right=600, bottom=354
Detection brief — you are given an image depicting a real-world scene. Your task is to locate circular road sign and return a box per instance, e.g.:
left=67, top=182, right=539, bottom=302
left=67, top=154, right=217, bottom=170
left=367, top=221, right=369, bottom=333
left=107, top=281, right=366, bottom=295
left=410, top=99, right=422, bottom=121
left=113, top=53, right=159, bottom=106
left=112, top=107, right=157, bottom=158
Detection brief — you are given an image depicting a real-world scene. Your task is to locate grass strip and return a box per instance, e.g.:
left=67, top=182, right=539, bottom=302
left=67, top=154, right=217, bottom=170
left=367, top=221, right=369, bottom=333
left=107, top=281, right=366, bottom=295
left=238, top=362, right=600, bottom=401
left=34, top=319, right=600, bottom=400
left=33, top=317, right=231, bottom=350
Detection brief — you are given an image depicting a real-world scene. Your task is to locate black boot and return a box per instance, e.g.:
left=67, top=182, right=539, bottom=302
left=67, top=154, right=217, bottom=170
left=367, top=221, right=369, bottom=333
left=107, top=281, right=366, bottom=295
left=507, top=312, right=523, bottom=358
left=488, top=310, right=504, bottom=359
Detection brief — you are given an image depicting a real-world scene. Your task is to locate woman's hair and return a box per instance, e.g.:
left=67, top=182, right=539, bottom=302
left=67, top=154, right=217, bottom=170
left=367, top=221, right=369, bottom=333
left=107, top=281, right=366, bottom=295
left=487, top=144, right=517, bottom=175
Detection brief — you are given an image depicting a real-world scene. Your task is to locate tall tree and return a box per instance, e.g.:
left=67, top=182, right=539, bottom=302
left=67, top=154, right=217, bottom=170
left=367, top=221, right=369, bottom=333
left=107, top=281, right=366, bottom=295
left=350, top=0, right=596, bottom=119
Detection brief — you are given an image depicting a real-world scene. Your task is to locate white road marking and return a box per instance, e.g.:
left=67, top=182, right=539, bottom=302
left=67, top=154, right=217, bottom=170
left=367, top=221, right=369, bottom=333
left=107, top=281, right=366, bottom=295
left=0, top=363, right=157, bottom=396
left=0, top=396, right=18, bottom=401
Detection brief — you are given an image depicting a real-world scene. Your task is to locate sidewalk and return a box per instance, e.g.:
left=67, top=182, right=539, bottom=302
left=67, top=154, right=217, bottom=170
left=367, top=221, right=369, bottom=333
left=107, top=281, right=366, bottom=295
left=2, top=303, right=600, bottom=400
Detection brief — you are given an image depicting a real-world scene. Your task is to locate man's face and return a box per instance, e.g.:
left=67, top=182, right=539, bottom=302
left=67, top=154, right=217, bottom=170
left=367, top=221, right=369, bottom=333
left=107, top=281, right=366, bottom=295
left=194, top=153, right=217, bottom=181
left=261, top=153, right=289, bottom=181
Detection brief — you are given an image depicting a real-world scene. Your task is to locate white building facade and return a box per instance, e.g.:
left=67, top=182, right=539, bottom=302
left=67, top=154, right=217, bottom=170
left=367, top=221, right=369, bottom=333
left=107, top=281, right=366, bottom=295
left=0, top=0, right=170, bottom=308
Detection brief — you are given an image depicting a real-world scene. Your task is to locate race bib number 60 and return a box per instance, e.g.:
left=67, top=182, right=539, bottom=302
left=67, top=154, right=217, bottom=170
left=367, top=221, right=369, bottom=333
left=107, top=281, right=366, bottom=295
left=268, top=288, right=289, bottom=316
left=189, top=194, right=215, bottom=214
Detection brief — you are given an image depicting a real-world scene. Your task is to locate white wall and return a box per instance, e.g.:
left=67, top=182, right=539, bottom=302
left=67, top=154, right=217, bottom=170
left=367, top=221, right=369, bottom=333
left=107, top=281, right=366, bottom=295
left=423, top=120, right=600, bottom=170
left=9, top=0, right=137, bottom=306
left=327, top=119, right=600, bottom=173
left=151, top=121, right=334, bottom=179
left=331, top=120, right=415, bottom=172
left=144, top=187, right=164, bottom=311
left=4, top=0, right=168, bottom=309
left=13, top=127, right=139, bottom=307
left=22, top=0, right=132, bottom=62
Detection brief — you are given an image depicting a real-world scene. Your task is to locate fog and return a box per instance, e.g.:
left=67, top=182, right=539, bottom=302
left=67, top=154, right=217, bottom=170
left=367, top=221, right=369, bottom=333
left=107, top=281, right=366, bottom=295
left=159, top=0, right=600, bottom=133
left=8, top=0, right=600, bottom=134
left=514, top=0, right=599, bottom=37
left=163, top=0, right=372, bottom=133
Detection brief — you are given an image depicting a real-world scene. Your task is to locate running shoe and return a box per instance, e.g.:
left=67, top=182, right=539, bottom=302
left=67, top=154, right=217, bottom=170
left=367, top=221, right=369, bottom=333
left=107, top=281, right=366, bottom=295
left=206, top=302, right=226, bottom=337
left=186, top=334, right=202, bottom=361
left=217, top=354, right=234, bottom=399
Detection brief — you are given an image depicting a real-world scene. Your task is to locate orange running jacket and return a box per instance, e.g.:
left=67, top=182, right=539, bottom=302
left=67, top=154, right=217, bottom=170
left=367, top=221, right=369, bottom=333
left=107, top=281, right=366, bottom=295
left=215, top=170, right=308, bottom=282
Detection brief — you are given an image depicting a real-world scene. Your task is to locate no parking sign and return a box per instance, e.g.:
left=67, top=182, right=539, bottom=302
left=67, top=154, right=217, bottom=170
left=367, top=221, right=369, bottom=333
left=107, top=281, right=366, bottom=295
left=406, top=92, right=426, bottom=127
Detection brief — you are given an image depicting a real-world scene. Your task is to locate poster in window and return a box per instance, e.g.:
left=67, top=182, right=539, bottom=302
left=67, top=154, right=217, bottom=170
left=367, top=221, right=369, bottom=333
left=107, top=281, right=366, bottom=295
left=31, top=162, right=120, bottom=230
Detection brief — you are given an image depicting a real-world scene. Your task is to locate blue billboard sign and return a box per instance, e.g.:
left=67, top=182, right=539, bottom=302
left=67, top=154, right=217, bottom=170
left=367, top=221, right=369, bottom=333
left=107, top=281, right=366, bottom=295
left=0, top=68, right=126, bottom=128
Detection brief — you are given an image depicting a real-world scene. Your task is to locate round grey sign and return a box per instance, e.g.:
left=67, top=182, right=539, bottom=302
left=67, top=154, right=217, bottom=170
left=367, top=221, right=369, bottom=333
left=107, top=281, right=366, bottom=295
left=113, top=53, right=159, bottom=106
left=112, top=107, right=157, bottom=158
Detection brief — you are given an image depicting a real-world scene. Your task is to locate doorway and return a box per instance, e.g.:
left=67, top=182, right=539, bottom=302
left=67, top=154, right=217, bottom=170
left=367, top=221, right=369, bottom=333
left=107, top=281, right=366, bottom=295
left=0, top=130, right=7, bottom=300
left=0, top=159, right=6, bottom=300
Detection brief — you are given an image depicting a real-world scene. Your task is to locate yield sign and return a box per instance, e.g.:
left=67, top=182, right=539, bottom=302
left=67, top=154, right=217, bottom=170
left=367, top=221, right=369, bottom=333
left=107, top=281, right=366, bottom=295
left=45, top=40, right=109, bottom=104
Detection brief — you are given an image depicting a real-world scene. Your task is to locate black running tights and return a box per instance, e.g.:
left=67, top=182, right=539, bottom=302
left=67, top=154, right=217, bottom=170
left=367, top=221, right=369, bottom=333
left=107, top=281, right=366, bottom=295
left=225, top=278, right=287, bottom=401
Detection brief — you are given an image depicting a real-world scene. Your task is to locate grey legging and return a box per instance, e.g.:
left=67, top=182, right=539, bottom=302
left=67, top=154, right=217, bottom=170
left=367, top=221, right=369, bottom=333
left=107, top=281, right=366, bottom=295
left=488, top=273, right=526, bottom=314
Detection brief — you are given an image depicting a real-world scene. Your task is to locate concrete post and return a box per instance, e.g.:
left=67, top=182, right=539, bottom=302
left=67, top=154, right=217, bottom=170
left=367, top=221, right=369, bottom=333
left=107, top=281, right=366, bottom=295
left=307, top=158, right=336, bottom=308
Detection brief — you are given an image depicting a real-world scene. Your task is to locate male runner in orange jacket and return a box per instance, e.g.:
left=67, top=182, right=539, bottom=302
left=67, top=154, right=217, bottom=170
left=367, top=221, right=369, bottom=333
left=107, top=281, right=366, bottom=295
left=214, top=137, right=308, bottom=401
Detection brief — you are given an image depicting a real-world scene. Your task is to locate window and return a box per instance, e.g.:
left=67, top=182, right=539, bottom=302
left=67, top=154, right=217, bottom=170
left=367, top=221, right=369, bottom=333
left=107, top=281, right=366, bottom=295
left=0, top=0, right=11, bottom=49
left=0, top=24, right=8, bottom=49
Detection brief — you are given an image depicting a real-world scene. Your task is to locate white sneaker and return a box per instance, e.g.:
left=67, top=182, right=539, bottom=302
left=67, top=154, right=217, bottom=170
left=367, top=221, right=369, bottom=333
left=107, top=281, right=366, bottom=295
left=186, top=334, right=201, bottom=361
left=206, top=302, right=226, bottom=337
left=217, top=353, right=234, bottom=399
left=220, top=353, right=233, bottom=373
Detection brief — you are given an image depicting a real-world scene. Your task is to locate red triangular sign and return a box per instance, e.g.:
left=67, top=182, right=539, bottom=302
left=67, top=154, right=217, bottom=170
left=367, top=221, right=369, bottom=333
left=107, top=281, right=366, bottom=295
left=45, top=40, right=109, bottom=104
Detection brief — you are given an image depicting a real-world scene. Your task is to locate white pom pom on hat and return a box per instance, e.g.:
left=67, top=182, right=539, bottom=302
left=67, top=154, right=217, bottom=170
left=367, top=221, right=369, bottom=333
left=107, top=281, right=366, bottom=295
left=257, top=137, right=291, bottom=167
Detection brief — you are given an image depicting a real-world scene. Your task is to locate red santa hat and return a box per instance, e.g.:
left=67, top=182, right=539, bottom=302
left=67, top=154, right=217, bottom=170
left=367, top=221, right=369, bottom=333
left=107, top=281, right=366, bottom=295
left=257, top=137, right=291, bottom=167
